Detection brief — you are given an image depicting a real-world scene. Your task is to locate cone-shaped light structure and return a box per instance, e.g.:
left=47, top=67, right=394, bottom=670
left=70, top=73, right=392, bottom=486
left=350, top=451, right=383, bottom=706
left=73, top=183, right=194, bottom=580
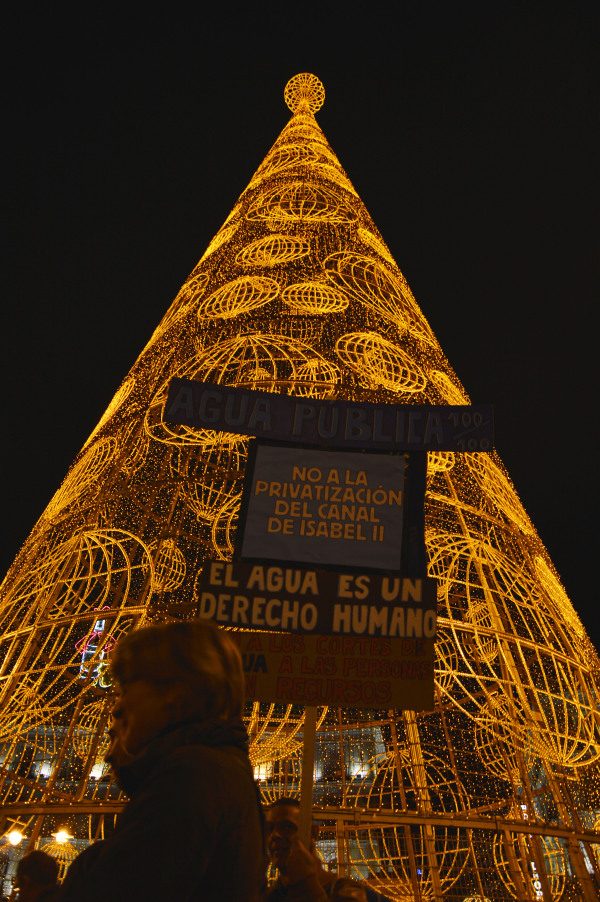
left=1, top=75, right=599, bottom=900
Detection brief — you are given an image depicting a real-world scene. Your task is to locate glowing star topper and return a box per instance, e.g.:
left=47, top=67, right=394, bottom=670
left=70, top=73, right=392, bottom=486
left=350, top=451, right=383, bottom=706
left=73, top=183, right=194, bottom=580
left=284, top=73, right=325, bottom=114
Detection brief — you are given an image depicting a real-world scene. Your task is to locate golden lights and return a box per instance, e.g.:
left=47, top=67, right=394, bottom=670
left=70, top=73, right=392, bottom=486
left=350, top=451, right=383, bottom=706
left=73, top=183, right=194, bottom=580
left=0, top=73, right=598, bottom=900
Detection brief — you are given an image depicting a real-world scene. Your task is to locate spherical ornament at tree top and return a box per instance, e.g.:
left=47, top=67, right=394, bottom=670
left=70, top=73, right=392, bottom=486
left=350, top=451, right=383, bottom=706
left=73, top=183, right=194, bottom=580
left=284, top=74, right=325, bottom=114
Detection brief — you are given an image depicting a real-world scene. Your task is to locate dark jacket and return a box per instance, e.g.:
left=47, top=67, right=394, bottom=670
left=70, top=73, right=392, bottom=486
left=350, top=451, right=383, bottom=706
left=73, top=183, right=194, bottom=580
left=59, top=718, right=265, bottom=901
left=36, top=889, right=62, bottom=902
left=265, top=871, right=392, bottom=902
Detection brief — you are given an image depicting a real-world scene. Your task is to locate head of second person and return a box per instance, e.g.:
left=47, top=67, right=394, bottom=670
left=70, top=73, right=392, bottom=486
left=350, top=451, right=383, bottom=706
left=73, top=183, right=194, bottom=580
left=15, top=850, right=59, bottom=902
left=332, top=877, right=368, bottom=902
left=265, top=797, right=320, bottom=873
left=106, top=619, right=244, bottom=768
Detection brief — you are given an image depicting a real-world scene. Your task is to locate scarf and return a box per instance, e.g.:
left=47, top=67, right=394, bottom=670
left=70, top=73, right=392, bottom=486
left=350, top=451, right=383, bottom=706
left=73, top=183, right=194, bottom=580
left=115, top=716, right=250, bottom=797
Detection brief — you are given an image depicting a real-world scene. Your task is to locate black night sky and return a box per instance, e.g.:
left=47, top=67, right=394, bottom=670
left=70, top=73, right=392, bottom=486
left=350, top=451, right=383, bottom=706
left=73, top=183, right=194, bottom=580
left=4, top=6, right=599, bottom=648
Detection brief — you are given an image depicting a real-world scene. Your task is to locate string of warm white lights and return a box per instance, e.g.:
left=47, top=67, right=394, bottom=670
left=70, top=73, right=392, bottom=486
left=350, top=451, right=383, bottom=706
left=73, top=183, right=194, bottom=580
left=0, top=73, right=598, bottom=901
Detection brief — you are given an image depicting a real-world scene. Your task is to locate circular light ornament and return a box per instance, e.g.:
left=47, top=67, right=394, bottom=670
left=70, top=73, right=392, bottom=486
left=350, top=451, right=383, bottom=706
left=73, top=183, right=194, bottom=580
left=429, top=369, right=469, bottom=404
left=236, top=235, right=311, bottom=267
left=145, top=334, right=332, bottom=447
left=426, top=530, right=530, bottom=657
left=0, top=528, right=153, bottom=637
left=198, top=333, right=330, bottom=392
left=493, top=830, right=567, bottom=901
left=247, top=182, right=356, bottom=225
left=284, top=73, right=325, bottom=113
left=41, top=836, right=78, bottom=880
left=72, top=699, right=111, bottom=763
left=282, top=281, right=348, bottom=314
left=43, top=437, right=117, bottom=522
left=199, top=222, right=239, bottom=262
left=313, top=164, right=358, bottom=195
left=171, top=440, right=246, bottom=523
left=433, top=627, right=460, bottom=693
left=294, top=358, right=340, bottom=398
left=358, top=227, right=395, bottom=265
left=148, top=272, right=211, bottom=344
left=346, top=749, right=469, bottom=899
left=427, top=451, right=456, bottom=474
left=336, top=331, right=427, bottom=393
left=143, top=539, right=186, bottom=592
left=534, top=555, right=585, bottom=639
left=0, top=684, right=52, bottom=749
left=324, top=251, right=438, bottom=344
left=475, top=693, right=524, bottom=781
left=466, top=454, right=534, bottom=535
left=426, top=530, right=600, bottom=766
left=251, top=144, right=320, bottom=183
left=84, top=377, right=135, bottom=447
left=198, top=276, right=279, bottom=320
left=245, top=703, right=327, bottom=767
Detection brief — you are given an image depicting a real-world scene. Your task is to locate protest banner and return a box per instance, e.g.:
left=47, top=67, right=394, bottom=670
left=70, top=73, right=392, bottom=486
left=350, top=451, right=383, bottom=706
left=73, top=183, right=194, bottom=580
left=238, top=444, right=406, bottom=569
left=163, top=380, right=449, bottom=839
left=197, top=561, right=437, bottom=642
left=229, top=630, right=434, bottom=710
left=165, top=379, right=493, bottom=451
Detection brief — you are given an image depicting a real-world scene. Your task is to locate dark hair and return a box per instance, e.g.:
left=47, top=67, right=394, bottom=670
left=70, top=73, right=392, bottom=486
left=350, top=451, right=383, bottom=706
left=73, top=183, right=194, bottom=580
left=110, top=619, right=245, bottom=721
left=267, top=796, right=300, bottom=811
left=332, top=876, right=368, bottom=901
left=16, top=850, right=59, bottom=888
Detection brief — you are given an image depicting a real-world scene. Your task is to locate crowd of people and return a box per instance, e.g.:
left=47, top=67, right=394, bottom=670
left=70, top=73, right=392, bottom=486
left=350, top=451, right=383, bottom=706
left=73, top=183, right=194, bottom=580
left=6, top=621, right=391, bottom=902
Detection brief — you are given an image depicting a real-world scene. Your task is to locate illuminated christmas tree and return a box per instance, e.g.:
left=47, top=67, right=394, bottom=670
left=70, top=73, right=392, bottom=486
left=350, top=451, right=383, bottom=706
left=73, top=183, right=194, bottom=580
left=1, top=73, right=599, bottom=900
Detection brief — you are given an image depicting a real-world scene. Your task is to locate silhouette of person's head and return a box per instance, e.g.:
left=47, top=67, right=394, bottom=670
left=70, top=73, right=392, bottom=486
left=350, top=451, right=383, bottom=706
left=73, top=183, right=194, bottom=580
left=106, top=619, right=245, bottom=769
left=265, top=797, right=320, bottom=873
left=332, top=876, right=368, bottom=901
left=15, top=850, right=59, bottom=902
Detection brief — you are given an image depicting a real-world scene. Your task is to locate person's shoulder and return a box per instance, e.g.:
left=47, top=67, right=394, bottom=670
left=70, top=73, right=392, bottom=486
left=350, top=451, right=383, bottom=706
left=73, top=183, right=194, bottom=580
left=364, top=887, right=394, bottom=902
left=58, top=839, right=108, bottom=900
left=262, top=873, right=334, bottom=901
left=139, top=740, right=259, bottom=828
left=263, top=883, right=286, bottom=901
left=37, top=887, right=63, bottom=902
left=163, top=740, right=253, bottom=785
left=187, top=739, right=256, bottom=785
left=143, top=736, right=239, bottom=779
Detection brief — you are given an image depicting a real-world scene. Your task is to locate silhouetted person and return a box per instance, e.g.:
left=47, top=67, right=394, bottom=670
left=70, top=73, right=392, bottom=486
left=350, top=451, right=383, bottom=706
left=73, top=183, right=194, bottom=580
left=329, top=879, right=368, bottom=902
left=15, top=851, right=60, bottom=902
left=264, top=798, right=390, bottom=901
left=60, top=620, right=265, bottom=901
